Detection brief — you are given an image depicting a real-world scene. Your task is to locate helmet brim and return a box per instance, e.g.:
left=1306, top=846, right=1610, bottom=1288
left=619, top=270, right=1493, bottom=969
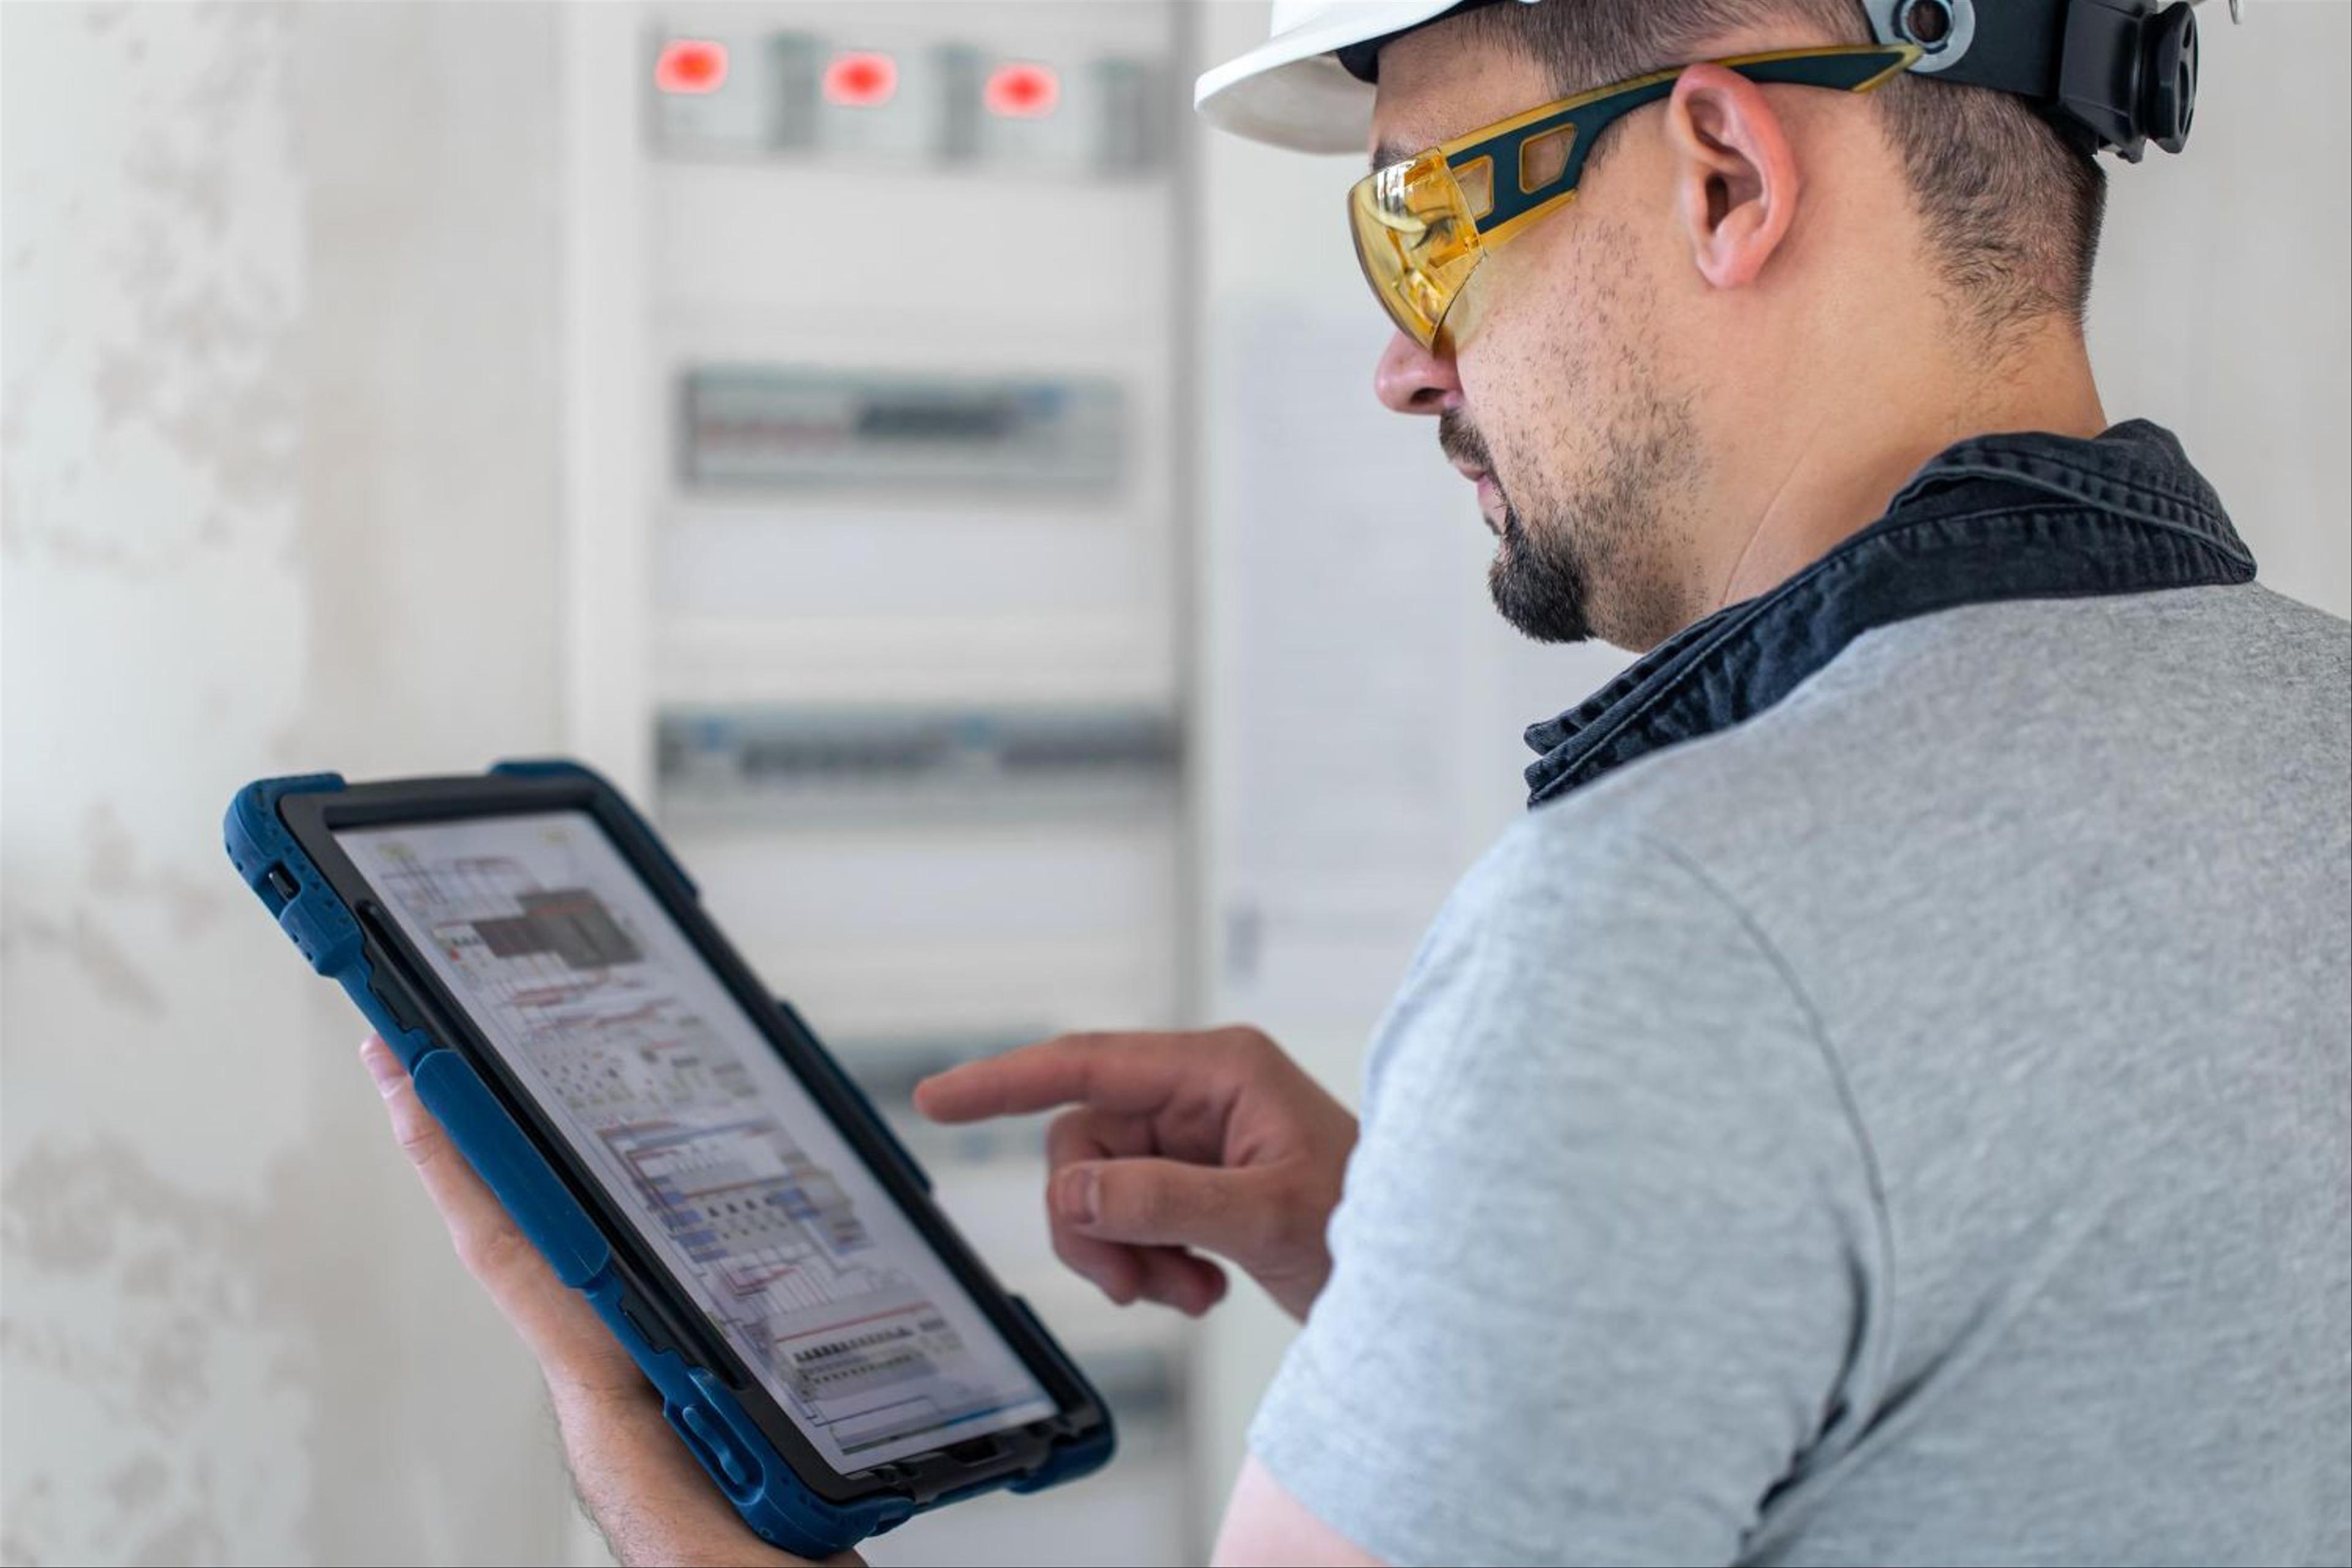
left=1194, top=2, right=1467, bottom=153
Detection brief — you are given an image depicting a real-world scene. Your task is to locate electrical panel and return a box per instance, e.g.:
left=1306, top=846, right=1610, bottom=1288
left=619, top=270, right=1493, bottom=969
left=815, top=40, right=955, bottom=162
left=595, top=7, right=1196, bottom=1559
left=648, top=26, right=1164, bottom=175
left=657, top=704, right=1180, bottom=824
left=971, top=53, right=1165, bottom=176
left=647, top=32, right=802, bottom=156
left=678, top=366, right=1125, bottom=492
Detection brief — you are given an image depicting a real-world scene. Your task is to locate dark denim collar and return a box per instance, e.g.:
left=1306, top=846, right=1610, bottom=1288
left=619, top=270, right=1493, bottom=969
left=1523, top=420, right=2256, bottom=808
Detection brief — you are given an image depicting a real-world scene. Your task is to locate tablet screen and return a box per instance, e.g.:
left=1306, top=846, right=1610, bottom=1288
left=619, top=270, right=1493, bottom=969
left=335, top=810, right=1058, bottom=1473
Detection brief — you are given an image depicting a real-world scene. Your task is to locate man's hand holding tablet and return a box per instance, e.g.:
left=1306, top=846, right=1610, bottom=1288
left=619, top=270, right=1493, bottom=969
left=362, top=1032, right=847, bottom=1568
left=230, top=766, right=1120, bottom=1558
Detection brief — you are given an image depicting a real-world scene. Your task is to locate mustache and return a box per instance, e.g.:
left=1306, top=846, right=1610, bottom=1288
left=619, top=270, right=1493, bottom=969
left=1438, top=409, right=1494, bottom=475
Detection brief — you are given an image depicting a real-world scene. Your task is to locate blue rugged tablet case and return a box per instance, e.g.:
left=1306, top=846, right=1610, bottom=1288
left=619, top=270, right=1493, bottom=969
left=224, top=759, right=1114, bottom=1558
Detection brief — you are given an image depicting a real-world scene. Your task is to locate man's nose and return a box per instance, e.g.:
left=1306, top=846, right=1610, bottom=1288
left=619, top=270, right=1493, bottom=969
left=1373, top=329, right=1463, bottom=415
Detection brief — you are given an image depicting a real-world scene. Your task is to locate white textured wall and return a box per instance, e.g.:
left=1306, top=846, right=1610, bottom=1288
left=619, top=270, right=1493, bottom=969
left=2087, top=0, right=2351, bottom=620
left=2, top=4, right=573, bottom=1562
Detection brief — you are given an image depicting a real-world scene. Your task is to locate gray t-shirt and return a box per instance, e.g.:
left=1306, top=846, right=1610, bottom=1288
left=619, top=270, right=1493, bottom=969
left=1250, top=582, right=2352, bottom=1567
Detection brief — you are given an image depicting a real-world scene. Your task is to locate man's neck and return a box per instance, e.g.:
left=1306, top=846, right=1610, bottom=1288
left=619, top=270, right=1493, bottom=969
left=1708, top=322, right=2108, bottom=617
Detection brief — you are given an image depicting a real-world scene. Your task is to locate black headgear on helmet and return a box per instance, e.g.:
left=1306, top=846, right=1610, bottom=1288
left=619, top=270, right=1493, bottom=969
left=1335, top=0, right=2225, bottom=163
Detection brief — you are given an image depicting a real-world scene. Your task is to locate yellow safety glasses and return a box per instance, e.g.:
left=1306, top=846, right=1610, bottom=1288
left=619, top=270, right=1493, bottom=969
left=1348, top=43, right=1921, bottom=350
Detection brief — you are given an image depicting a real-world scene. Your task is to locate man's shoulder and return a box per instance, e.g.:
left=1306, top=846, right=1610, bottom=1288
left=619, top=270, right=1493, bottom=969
left=1517, top=581, right=2351, bottom=877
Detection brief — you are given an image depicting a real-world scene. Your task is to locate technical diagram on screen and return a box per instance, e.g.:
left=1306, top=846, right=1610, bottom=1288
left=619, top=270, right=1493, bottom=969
left=224, top=763, right=1111, bottom=1557
left=339, top=812, right=1056, bottom=1468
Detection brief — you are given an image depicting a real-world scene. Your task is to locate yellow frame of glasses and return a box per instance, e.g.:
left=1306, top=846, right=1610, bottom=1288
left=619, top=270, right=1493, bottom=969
left=1348, top=43, right=1921, bottom=349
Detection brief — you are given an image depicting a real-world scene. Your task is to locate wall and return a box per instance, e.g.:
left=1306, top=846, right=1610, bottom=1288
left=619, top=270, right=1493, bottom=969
left=2087, top=0, right=2351, bottom=620
left=2, top=4, right=574, bottom=1562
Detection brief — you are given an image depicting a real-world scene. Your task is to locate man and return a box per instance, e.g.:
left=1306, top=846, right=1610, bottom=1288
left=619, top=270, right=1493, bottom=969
left=365, top=1, right=2352, bottom=1562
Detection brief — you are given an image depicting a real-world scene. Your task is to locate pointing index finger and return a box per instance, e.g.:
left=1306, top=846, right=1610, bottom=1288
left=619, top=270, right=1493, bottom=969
left=912, top=1032, right=1203, bottom=1124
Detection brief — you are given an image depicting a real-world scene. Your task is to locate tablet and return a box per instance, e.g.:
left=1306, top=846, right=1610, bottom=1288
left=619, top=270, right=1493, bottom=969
left=225, top=761, right=1112, bottom=1557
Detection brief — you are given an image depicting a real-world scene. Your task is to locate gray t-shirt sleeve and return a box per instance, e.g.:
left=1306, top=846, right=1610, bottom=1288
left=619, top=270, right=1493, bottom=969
left=1248, top=823, right=1887, bottom=1567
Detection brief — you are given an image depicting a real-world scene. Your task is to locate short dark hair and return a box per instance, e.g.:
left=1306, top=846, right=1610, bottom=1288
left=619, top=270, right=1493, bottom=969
left=1461, top=0, right=2109, bottom=328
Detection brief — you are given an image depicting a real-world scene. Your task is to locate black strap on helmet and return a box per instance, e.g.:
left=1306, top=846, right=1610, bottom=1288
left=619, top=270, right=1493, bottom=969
left=1863, top=0, right=2219, bottom=161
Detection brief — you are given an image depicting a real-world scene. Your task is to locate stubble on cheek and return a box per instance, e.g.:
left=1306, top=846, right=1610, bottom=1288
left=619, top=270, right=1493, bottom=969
left=1463, top=221, right=1711, bottom=650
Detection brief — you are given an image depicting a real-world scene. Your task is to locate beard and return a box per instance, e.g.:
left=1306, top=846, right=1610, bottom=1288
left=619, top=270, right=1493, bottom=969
left=1439, top=380, right=1701, bottom=649
left=1439, top=409, right=1599, bottom=644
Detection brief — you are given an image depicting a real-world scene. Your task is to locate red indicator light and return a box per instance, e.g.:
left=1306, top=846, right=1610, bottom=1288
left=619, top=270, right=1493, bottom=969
left=824, top=51, right=897, bottom=107
left=985, top=62, right=1060, bottom=118
left=655, top=39, right=728, bottom=96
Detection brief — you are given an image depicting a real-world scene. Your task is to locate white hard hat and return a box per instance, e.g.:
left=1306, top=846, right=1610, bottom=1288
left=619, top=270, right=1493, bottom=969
left=1195, top=0, right=1526, bottom=155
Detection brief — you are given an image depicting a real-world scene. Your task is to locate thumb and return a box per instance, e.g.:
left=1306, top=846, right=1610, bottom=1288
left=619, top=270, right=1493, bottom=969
left=360, top=1035, right=637, bottom=1394
left=365, top=1033, right=516, bottom=1251
left=1054, top=1157, right=1284, bottom=1264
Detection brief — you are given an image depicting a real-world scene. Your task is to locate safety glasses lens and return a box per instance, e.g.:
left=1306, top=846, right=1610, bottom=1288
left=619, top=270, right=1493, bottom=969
left=1347, top=154, right=1485, bottom=350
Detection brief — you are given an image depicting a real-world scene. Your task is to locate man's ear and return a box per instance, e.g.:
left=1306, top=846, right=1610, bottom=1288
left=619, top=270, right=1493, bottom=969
left=1664, top=63, right=1802, bottom=290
